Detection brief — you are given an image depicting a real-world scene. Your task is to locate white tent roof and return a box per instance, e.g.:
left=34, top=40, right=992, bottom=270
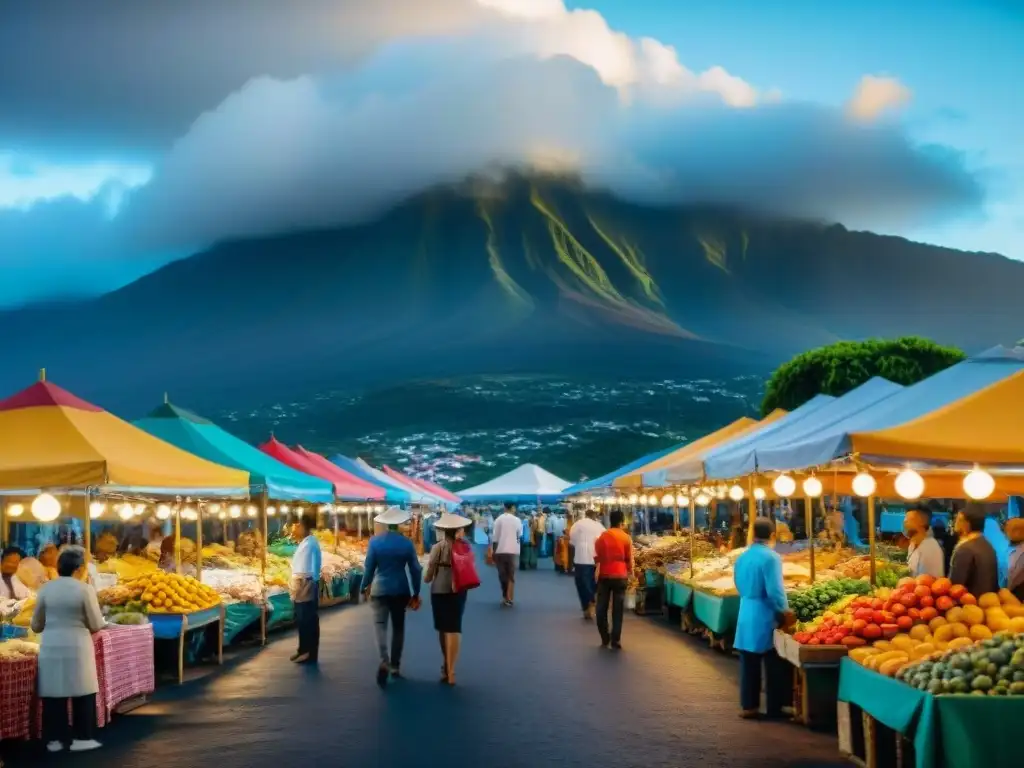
left=457, top=463, right=571, bottom=501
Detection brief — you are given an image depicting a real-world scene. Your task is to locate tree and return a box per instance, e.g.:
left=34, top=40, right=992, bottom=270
left=761, top=337, right=966, bottom=416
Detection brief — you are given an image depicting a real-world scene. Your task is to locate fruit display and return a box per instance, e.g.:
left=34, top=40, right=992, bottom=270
left=108, top=612, right=148, bottom=625
left=129, top=572, right=221, bottom=613
left=201, top=568, right=264, bottom=604
left=97, top=553, right=159, bottom=581
left=789, top=579, right=873, bottom=623
left=635, top=534, right=717, bottom=572
left=893, top=632, right=1024, bottom=695
left=98, top=582, right=146, bottom=606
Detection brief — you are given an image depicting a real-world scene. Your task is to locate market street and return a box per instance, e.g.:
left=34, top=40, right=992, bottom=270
left=22, top=564, right=847, bottom=768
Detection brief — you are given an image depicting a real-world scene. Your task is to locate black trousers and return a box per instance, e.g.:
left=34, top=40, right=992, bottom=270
left=371, top=595, right=408, bottom=667
left=596, top=578, right=627, bottom=644
left=42, top=694, right=96, bottom=744
left=739, top=649, right=789, bottom=714
left=295, top=599, right=320, bottom=660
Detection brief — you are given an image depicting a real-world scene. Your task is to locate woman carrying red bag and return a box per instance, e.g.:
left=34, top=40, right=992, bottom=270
left=424, top=512, right=477, bottom=686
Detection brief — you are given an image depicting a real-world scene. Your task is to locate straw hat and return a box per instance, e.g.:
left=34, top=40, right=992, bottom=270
left=434, top=512, right=472, bottom=529
left=375, top=506, right=411, bottom=526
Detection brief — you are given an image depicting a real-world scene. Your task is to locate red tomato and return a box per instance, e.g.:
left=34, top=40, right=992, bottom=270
left=914, top=585, right=932, bottom=599
left=807, top=637, right=821, bottom=645
left=935, top=595, right=954, bottom=613
left=931, top=578, right=952, bottom=596
left=862, top=624, right=882, bottom=640
left=890, top=602, right=907, bottom=617
left=907, top=608, right=922, bottom=621
left=871, top=598, right=885, bottom=610
left=916, top=574, right=935, bottom=587
left=896, top=615, right=914, bottom=631
left=898, top=577, right=917, bottom=589
left=959, top=593, right=977, bottom=606
left=948, top=584, right=967, bottom=601
left=841, top=636, right=867, bottom=647
left=880, top=623, right=900, bottom=638
left=854, top=608, right=875, bottom=622
left=872, top=610, right=887, bottom=624
left=899, top=593, right=918, bottom=608
left=918, top=595, right=934, bottom=608
left=919, top=607, right=938, bottom=622
left=852, top=619, right=868, bottom=636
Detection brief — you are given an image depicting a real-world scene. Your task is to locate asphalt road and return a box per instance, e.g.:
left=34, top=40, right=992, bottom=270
left=11, top=562, right=848, bottom=768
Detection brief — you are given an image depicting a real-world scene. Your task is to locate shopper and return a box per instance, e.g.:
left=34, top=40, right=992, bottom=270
left=424, top=513, right=473, bottom=685
left=904, top=506, right=945, bottom=579
left=1006, top=518, right=1024, bottom=602
left=361, top=507, right=423, bottom=687
left=593, top=509, right=632, bottom=649
left=491, top=502, right=521, bottom=606
left=949, top=503, right=999, bottom=597
left=290, top=514, right=322, bottom=664
left=734, top=519, right=791, bottom=720
left=570, top=509, right=605, bottom=620
left=31, top=546, right=105, bottom=753
left=519, top=512, right=533, bottom=571
left=0, top=546, right=30, bottom=600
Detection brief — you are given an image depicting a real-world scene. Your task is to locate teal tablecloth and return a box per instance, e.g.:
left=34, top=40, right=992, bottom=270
left=837, top=657, right=1024, bottom=768
left=265, top=593, right=294, bottom=630
left=665, top=581, right=693, bottom=609
left=645, top=570, right=663, bottom=589
left=223, top=603, right=262, bottom=644
left=692, top=591, right=740, bottom=634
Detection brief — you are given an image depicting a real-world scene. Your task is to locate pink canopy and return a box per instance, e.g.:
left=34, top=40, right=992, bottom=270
left=383, top=464, right=461, bottom=503
left=258, top=437, right=384, bottom=500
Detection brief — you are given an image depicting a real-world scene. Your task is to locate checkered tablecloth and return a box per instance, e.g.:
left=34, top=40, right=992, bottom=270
left=1, top=624, right=155, bottom=741
left=95, top=624, right=154, bottom=721
left=0, top=656, right=37, bottom=740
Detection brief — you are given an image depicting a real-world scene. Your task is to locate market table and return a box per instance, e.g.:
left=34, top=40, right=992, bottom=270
left=0, top=656, right=36, bottom=741
left=664, top=580, right=693, bottom=610
left=265, top=593, right=294, bottom=631
left=94, top=624, right=155, bottom=722
left=692, top=590, right=740, bottom=635
left=223, top=603, right=263, bottom=645
left=774, top=630, right=847, bottom=729
left=837, top=657, right=1024, bottom=768
left=149, top=606, right=225, bottom=684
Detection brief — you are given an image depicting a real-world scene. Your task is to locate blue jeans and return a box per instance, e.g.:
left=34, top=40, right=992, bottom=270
left=574, top=565, right=596, bottom=611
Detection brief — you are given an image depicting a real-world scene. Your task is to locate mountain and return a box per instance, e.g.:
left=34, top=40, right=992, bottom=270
left=1, top=175, right=1022, bottom=414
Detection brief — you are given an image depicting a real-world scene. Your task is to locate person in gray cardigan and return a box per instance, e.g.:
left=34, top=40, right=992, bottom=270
left=31, top=545, right=106, bottom=753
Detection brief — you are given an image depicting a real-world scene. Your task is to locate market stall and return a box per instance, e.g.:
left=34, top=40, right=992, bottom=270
left=134, top=399, right=337, bottom=643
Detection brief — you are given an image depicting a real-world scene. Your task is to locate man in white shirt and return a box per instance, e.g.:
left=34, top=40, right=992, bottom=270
left=491, top=503, right=522, bottom=607
left=290, top=515, right=322, bottom=664
left=904, top=507, right=945, bottom=579
left=0, top=547, right=31, bottom=600
left=569, top=510, right=606, bottom=620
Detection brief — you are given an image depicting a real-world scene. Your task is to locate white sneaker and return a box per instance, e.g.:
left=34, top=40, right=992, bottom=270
left=69, top=739, right=102, bottom=752
left=46, top=741, right=64, bottom=753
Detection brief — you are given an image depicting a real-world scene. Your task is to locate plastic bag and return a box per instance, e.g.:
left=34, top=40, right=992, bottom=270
left=451, top=539, right=481, bottom=592
left=624, top=587, right=637, bottom=611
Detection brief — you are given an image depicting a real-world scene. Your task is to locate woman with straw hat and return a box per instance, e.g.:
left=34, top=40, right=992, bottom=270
left=424, top=512, right=473, bottom=685
left=361, top=506, right=423, bottom=687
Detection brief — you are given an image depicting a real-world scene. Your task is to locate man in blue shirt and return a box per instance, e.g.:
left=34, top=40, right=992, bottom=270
left=734, top=518, right=792, bottom=719
left=361, top=507, right=423, bottom=687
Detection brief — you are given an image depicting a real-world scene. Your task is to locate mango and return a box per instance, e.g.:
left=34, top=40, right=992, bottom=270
left=977, top=592, right=1001, bottom=610
left=960, top=605, right=985, bottom=627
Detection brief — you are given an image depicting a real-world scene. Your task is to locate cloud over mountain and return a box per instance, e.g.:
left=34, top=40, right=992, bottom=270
left=0, top=0, right=987, bottom=305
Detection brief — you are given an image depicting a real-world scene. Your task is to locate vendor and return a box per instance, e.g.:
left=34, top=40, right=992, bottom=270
left=38, top=543, right=60, bottom=581
left=1006, top=518, right=1024, bottom=602
left=904, top=506, right=944, bottom=579
left=1, top=546, right=31, bottom=600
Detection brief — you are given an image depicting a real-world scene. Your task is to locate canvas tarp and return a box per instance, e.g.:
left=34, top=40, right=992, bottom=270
left=703, top=379, right=902, bottom=479
left=457, top=463, right=571, bottom=503
left=383, top=466, right=462, bottom=504
left=135, top=402, right=334, bottom=502
left=754, top=346, right=1024, bottom=472
left=614, top=411, right=789, bottom=489
left=330, top=455, right=412, bottom=504
left=562, top=443, right=681, bottom=496
left=850, top=367, right=1024, bottom=465
left=292, top=446, right=386, bottom=501
left=0, top=381, right=249, bottom=495
left=258, top=438, right=383, bottom=500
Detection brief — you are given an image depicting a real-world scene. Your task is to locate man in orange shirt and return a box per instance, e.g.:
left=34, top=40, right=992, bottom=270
left=593, top=509, right=634, bottom=650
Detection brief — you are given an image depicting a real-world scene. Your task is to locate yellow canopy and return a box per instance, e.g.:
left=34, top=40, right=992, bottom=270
left=850, top=368, right=1024, bottom=466
left=0, top=380, right=250, bottom=494
left=613, top=412, right=786, bottom=489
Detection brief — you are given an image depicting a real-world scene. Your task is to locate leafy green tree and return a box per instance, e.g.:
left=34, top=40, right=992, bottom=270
left=761, top=337, right=965, bottom=416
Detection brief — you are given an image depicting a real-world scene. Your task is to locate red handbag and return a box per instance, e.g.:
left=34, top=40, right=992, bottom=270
left=451, top=539, right=481, bottom=592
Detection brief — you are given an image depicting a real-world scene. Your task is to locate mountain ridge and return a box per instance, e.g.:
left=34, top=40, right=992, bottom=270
left=0, top=175, right=1021, bottom=414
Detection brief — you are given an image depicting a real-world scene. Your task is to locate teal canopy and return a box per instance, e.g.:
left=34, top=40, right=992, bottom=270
left=135, top=402, right=334, bottom=502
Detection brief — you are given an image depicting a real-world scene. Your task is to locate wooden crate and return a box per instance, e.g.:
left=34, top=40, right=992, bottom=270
left=837, top=701, right=916, bottom=768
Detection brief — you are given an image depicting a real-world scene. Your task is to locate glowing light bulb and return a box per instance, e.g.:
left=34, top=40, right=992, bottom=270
left=894, top=469, right=924, bottom=500
left=89, top=502, right=105, bottom=519
left=7, top=503, right=24, bottom=518
left=851, top=473, right=876, bottom=498
left=753, top=488, right=766, bottom=501
left=963, top=468, right=995, bottom=500
left=728, top=485, right=745, bottom=502
left=772, top=475, right=796, bottom=498
left=803, top=476, right=823, bottom=499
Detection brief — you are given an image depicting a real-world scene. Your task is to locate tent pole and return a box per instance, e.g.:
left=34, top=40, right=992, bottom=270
left=746, top=475, right=757, bottom=546
left=673, top=494, right=679, bottom=535
left=196, top=504, right=204, bottom=583
left=260, top=489, right=268, bottom=646
left=84, top=489, right=92, bottom=561
left=175, top=505, right=182, bottom=575
left=805, top=491, right=815, bottom=583
left=868, top=495, right=877, bottom=587
left=688, top=495, right=696, bottom=579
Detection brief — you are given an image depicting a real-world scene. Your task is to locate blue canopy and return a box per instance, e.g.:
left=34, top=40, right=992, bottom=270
left=648, top=394, right=836, bottom=486
left=754, top=346, right=1024, bottom=472
left=703, top=378, right=903, bottom=479
left=135, top=402, right=334, bottom=502
left=331, top=455, right=412, bottom=504
left=562, top=443, right=681, bottom=495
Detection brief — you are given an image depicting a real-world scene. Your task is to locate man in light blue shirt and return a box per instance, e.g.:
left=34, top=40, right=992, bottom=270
left=290, top=514, right=322, bottom=664
left=734, top=518, right=791, bottom=719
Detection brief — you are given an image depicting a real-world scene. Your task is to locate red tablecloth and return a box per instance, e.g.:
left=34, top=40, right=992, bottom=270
left=0, top=624, right=155, bottom=741
left=0, top=656, right=37, bottom=740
